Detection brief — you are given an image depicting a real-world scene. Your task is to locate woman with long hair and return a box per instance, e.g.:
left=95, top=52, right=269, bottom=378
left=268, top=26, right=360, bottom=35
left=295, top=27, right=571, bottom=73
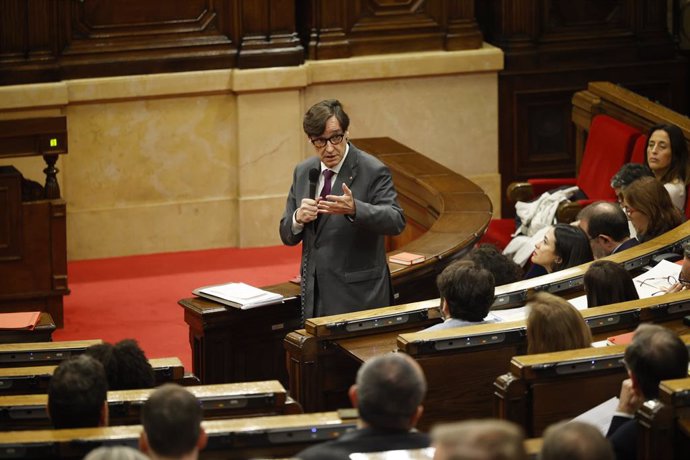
left=584, top=260, right=639, bottom=308
left=526, top=292, right=592, bottom=354
left=622, top=176, right=684, bottom=243
left=644, top=123, right=689, bottom=212
left=530, top=224, right=593, bottom=274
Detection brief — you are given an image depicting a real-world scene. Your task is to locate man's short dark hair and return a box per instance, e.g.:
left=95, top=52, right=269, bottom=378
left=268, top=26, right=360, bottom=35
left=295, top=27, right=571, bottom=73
left=356, top=353, right=426, bottom=431
left=142, top=384, right=203, bottom=458
left=584, top=202, right=630, bottom=241
left=48, top=355, right=107, bottom=429
left=610, top=163, right=653, bottom=189
left=541, top=421, right=614, bottom=460
left=625, top=325, right=689, bottom=399
left=86, top=339, right=155, bottom=390
left=436, top=260, right=495, bottom=322
left=303, top=99, right=350, bottom=137
left=465, top=244, right=523, bottom=286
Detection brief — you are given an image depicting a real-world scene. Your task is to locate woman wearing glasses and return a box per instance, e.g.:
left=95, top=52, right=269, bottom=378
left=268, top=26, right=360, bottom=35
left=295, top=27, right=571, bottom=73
left=529, top=224, right=593, bottom=276
left=644, top=123, right=689, bottom=212
left=621, top=176, right=684, bottom=243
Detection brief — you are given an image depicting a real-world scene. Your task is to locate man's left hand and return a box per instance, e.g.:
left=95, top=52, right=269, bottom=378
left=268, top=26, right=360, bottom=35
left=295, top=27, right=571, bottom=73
left=318, top=183, right=356, bottom=216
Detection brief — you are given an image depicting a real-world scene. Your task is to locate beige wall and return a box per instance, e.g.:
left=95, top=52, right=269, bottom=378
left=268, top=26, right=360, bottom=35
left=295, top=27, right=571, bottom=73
left=0, top=44, right=503, bottom=260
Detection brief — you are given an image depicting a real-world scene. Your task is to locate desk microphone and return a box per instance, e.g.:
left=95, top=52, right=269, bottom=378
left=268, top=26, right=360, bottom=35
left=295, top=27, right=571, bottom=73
left=308, top=168, right=320, bottom=199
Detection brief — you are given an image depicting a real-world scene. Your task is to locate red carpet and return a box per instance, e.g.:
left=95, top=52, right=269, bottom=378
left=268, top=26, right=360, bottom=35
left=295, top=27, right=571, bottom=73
left=53, top=246, right=302, bottom=372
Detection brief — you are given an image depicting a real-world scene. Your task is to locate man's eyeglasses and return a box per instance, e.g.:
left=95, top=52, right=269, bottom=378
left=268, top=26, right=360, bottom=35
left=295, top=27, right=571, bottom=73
left=310, top=134, right=345, bottom=148
left=637, top=276, right=681, bottom=296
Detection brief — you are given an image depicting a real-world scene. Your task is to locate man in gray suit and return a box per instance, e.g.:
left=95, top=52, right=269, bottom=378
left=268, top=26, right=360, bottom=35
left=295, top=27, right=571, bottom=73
left=280, top=99, right=406, bottom=319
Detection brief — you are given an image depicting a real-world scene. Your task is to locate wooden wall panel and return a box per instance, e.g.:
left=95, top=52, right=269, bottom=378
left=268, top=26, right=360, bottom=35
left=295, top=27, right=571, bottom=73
left=298, top=0, right=482, bottom=60
left=477, top=0, right=688, bottom=216
left=0, top=0, right=304, bottom=84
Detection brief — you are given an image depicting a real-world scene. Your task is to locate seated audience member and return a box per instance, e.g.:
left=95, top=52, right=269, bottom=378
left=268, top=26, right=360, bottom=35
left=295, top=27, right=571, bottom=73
left=607, top=324, right=689, bottom=460
left=86, top=339, right=155, bottom=390
left=644, top=123, right=689, bottom=212
left=584, top=260, right=639, bottom=308
left=84, top=446, right=149, bottom=460
left=622, top=176, right=684, bottom=243
left=529, top=224, right=593, bottom=275
left=610, top=163, right=654, bottom=205
left=540, top=421, right=614, bottom=460
left=526, top=292, right=592, bottom=354
left=466, top=244, right=523, bottom=285
left=423, top=260, right=498, bottom=333
left=432, top=419, right=526, bottom=460
left=297, top=353, right=429, bottom=459
left=668, top=241, right=690, bottom=294
left=577, top=202, right=638, bottom=259
left=47, top=355, right=108, bottom=429
left=140, top=384, right=207, bottom=460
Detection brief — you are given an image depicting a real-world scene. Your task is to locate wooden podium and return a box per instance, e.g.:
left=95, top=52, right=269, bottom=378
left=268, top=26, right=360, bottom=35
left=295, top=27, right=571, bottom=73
left=0, top=117, right=69, bottom=327
left=179, top=137, right=493, bottom=385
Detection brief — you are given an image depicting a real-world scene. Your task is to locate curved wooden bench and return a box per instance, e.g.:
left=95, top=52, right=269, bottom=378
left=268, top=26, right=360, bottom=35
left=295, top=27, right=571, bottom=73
left=0, top=411, right=358, bottom=459
left=493, top=220, right=690, bottom=309
left=179, top=137, right=493, bottom=385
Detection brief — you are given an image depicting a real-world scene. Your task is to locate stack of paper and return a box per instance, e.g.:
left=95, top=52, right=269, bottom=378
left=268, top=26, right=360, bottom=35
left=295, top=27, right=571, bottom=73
left=193, top=282, right=284, bottom=310
left=0, top=311, right=41, bottom=330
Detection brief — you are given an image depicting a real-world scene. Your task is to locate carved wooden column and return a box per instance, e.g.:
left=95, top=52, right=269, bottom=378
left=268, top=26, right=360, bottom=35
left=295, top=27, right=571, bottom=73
left=446, top=0, right=483, bottom=50
left=235, top=0, right=304, bottom=68
left=299, top=0, right=483, bottom=60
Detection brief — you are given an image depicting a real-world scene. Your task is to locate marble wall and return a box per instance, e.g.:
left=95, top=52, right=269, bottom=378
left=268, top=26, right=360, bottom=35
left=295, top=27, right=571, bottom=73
left=0, top=45, right=503, bottom=260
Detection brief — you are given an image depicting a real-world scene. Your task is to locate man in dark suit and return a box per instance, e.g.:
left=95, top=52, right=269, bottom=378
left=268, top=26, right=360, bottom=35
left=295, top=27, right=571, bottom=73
left=607, top=324, right=688, bottom=460
left=279, top=99, right=406, bottom=319
left=296, top=353, right=429, bottom=459
left=577, top=201, right=638, bottom=259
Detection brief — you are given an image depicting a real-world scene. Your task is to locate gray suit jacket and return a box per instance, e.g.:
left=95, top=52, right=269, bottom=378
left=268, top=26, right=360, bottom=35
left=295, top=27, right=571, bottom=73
left=279, top=143, right=405, bottom=319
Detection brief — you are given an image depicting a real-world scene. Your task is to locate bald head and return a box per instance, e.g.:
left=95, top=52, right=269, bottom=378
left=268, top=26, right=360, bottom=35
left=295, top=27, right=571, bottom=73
left=578, top=201, right=631, bottom=259
left=354, top=353, right=427, bottom=431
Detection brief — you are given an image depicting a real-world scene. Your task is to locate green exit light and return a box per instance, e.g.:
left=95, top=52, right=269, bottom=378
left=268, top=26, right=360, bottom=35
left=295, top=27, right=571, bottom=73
left=50, top=138, right=58, bottom=147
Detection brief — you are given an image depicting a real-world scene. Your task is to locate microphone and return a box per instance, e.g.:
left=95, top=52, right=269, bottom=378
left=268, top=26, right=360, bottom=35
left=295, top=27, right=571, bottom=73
left=308, top=168, right=320, bottom=199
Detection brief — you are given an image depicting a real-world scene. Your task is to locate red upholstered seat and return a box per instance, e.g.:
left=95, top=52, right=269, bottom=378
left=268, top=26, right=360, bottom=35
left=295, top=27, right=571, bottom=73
left=630, top=134, right=648, bottom=164
left=480, top=115, right=642, bottom=250
left=526, top=114, right=642, bottom=200
left=479, top=218, right=515, bottom=251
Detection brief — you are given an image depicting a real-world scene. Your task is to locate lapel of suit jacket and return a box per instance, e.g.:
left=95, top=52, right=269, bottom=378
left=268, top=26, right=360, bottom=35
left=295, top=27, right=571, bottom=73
left=315, top=144, right=359, bottom=238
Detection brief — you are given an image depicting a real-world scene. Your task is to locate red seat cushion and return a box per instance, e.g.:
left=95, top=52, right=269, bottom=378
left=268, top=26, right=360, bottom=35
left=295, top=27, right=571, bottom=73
left=630, top=134, right=647, bottom=164
left=577, top=114, right=641, bottom=200
left=478, top=219, right=515, bottom=251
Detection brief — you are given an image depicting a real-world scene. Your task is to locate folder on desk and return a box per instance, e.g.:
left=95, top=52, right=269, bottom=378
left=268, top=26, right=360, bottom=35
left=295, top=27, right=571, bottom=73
left=193, top=282, right=284, bottom=309
left=0, top=312, right=41, bottom=330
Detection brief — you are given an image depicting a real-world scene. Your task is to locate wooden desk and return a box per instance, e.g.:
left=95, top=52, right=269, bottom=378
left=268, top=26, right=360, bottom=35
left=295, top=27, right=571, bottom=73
left=0, top=338, right=101, bottom=366
left=0, top=117, right=69, bottom=327
left=180, top=137, right=492, bottom=385
left=492, top=220, right=690, bottom=310
left=285, top=272, right=690, bottom=430
left=495, top=345, right=630, bottom=437
left=0, top=380, right=296, bottom=430
left=638, top=377, right=690, bottom=460
left=0, top=357, right=185, bottom=396
left=0, top=313, right=56, bottom=344
left=0, top=410, right=358, bottom=459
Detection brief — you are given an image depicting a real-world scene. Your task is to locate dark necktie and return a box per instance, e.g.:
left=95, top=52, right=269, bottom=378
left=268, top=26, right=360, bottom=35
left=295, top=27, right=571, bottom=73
left=320, top=169, right=335, bottom=199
